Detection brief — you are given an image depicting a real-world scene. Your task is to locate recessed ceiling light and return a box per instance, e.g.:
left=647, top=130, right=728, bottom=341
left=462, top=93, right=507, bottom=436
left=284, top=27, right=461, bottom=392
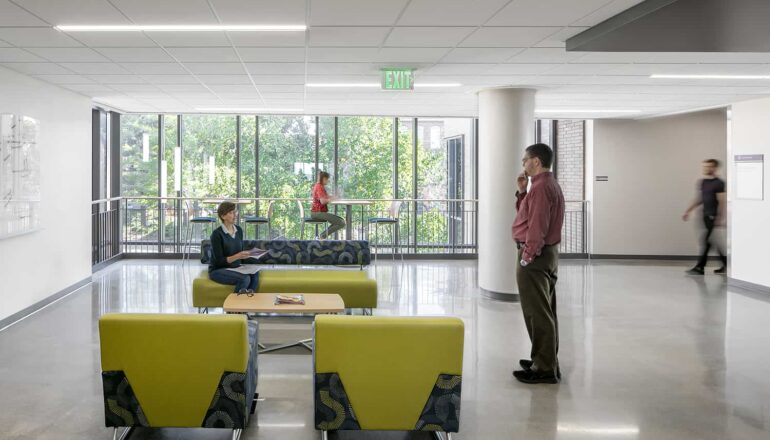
left=55, top=25, right=306, bottom=32
left=536, top=109, right=641, bottom=114
left=195, top=107, right=304, bottom=113
left=651, top=74, right=770, bottom=80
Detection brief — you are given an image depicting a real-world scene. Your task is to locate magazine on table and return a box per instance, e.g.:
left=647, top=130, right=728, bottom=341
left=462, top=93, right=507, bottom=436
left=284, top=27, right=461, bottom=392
left=225, top=264, right=261, bottom=275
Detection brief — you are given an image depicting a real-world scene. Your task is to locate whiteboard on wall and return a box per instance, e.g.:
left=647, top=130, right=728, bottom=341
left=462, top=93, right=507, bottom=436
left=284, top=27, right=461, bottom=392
left=0, top=114, right=41, bottom=239
left=735, top=154, right=764, bottom=201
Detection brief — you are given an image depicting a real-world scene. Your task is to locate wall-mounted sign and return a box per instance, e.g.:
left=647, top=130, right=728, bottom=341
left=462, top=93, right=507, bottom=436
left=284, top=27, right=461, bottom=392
left=735, top=154, right=764, bottom=200
left=595, top=176, right=609, bottom=182
left=381, top=68, right=414, bottom=91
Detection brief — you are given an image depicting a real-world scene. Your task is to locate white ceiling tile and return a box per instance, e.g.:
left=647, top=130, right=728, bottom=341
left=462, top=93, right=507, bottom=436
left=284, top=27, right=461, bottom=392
left=87, top=74, right=148, bottom=84
left=376, top=47, right=449, bottom=63
left=398, top=0, right=509, bottom=26
left=426, top=64, right=497, bottom=75
left=120, top=62, right=188, bottom=75
left=13, top=0, right=128, bottom=24
left=26, top=47, right=109, bottom=62
left=309, top=47, right=378, bottom=63
left=0, top=40, right=10, bottom=47
left=146, top=31, right=230, bottom=47
left=0, top=48, right=46, bottom=62
left=108, top=83, right=164, bottom=92
left=309, top=27, right=389, bottom=47
left=641, top=52, right=770, bottom=64
left=491, top=63, right=561, bottom=74
left=183, top=62, right=245, bottom=74
left=245, top=62, right=305, bottom=74
left=544, top=63, right=625, bottom=75
left=66, top=31, right=157, bottom=47
left=384, top=27, right=475, bottom=47
left=206, top=84, right=258, bottom=93
left=61, top=84, right=116, bottom=93
left=508, top=48, right=585, bottom=63
left=34, top=74, right=96, bottom=84
left=95, top=48, right=175, bottom=62
left=0, top=62, right=71, bottom=75
left=602, top=63, right=692, bottom=75
left=249, top=74, right=305, bottom=84
left=307, top=62, right=374, bottom=74
left=166, top=47, right=240, bottom=62
left=0, top=1, right=47, bottom=25
left=488, top=0, right=610, bottom=26
left=534, top=27, right=589, bottom=48
left=157, top=84, right=210, bottom=92
left=441, top=47, right=523, bottom=63
left=307, top=74, right=377, bottom=83
left=142, top=74, right=201, bottom=84
left=460, top=27, right=562, bottom=48
left=311, top=0, right=409, bottom=25
left=110, top=0, right=217, bottom=24
left=572, top=0, right=645, bottom=27
left=210, top=0, right=306, bottom=23
left=257, top=84, right=304, bottom=93
left=237, top=47, right=305, bottom=62
left=59, top=62, right=131, bottom=74
left=571, top=52, right=649, bottom=63
left=0, top=28, right=82, bottom=47
left=197, top=74, right=253, bottom=85
left=228, top=32, right=305, bottom=47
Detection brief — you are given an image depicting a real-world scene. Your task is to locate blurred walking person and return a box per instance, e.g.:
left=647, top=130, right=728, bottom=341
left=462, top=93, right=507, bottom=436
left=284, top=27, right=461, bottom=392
left=682, top=159, right=727, bottom=275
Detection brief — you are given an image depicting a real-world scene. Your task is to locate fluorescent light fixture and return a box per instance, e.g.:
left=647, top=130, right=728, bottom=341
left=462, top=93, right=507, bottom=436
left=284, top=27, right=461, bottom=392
left=195, top=107, right=303, bottom=113
left=174, top=147, right=182, bottom=192
left=305, top=83, right=462, bottom=88
left=55, top=24, right=306, bottom=32
left=651, top=74, right=770, bottom=80
left=536, top=109, right=641, bottom=114
left=141, top=133, right=149, bottom=162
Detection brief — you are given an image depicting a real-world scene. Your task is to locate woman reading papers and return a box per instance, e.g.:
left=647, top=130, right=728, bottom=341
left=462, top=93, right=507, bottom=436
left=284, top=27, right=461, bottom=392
left=208, top=201, right=267, bottom=293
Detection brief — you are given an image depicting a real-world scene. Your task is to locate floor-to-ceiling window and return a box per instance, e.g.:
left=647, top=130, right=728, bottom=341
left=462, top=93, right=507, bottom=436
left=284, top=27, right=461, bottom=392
left=181, top=115, right=237, bottom=199
left=337, top=116, right=394, bottom=200
left=120, top=114, right=159, bottom=251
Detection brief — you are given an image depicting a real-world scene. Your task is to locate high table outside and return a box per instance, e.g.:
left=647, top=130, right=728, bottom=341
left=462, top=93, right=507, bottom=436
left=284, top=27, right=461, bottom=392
left=329, top=199, right=374, bottom=240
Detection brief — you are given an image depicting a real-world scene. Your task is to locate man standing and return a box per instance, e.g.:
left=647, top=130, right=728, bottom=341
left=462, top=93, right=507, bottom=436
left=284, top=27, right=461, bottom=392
left=682, top=159, right=727, bottom=275
left=511, top=143, right=565, bottom=385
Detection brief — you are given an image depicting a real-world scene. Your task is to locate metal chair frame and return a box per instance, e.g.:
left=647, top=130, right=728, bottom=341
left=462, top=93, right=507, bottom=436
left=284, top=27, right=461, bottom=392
left=298, top=200, right=330, bottom=240
left=367, top=200, right=404, bottom=265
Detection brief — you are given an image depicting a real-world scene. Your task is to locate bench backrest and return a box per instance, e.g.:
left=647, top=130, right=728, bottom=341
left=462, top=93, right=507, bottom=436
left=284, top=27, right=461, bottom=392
left=200, top=239, right=371, bottom=266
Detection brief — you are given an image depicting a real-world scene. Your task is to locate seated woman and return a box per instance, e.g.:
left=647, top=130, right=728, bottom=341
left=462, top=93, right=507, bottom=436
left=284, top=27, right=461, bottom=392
left=208, top=201, right=261, bottom=293
left=311, top=171, right=346, bottom=239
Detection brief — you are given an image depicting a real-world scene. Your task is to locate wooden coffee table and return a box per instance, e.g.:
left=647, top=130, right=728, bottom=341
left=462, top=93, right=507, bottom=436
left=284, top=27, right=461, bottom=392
left=223, top=293, right=345, bottom=354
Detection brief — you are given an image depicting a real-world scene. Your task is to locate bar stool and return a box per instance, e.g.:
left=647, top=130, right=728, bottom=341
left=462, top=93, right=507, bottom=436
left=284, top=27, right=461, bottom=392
left=183, top=199, right=217, bottom=262
left=298, top=200, right=329, bottom=240
left=367, top=200, right=404, bottom=265
left=244, top=200, right=274, bottom=240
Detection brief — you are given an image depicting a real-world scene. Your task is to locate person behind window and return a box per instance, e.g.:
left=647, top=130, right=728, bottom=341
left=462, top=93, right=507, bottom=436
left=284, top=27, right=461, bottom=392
left=208, top=201, right=260, bottom=293
left=311, top=171, right=346, bottom=239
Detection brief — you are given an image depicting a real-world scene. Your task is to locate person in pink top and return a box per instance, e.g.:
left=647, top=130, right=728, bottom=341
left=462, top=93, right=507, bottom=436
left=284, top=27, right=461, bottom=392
left=311, top=171, right=346, bottom=239
left=511, top=143, right=565, bottom=385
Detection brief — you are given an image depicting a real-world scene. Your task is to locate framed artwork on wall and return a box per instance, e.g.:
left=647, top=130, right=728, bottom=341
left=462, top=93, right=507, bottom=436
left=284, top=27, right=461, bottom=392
left=0, top=114, right=41, bottom=239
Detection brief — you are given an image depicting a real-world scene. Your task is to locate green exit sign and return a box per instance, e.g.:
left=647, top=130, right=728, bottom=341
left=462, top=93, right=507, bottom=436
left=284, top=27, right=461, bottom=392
left=382, top=68, right=414, bottom=90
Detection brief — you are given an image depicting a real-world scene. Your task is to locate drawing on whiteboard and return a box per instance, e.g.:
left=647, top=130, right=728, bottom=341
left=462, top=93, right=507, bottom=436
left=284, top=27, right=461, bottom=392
left=0, top=114, right=40, bottom=239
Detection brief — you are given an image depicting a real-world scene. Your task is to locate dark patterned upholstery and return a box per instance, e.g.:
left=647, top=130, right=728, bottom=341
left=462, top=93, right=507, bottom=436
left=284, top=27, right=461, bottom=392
left=200, top=239, right=371, bottom=266
left=102, top=371, right=150, bottom=428
left=314, top=373, right=361, bottom=431
left=415, top=374, right=462, bottom=433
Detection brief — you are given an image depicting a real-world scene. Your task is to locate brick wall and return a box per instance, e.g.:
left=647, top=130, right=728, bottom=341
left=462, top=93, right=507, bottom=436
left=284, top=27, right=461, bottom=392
left=556, top=120, right=585, bottom=253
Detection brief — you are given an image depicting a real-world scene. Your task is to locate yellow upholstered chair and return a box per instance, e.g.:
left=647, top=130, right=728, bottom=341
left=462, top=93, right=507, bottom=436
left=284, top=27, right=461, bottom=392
left=99, top=313, right=258, bottom=440
left=313, top=315, right=464, bottom=440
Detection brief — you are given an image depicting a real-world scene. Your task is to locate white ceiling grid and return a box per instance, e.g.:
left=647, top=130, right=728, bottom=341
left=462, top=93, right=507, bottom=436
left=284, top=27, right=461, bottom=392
left=0, top=0, right=767, bottom=117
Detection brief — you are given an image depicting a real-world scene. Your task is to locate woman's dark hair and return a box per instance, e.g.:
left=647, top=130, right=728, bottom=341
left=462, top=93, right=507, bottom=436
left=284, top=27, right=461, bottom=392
left=217, top=201, right=236, bottom=221
left=525, top=143, right=554, bottom=169
left=318, top=171, right=330, bottom=183
left=704, top=159, right=720, bottom=167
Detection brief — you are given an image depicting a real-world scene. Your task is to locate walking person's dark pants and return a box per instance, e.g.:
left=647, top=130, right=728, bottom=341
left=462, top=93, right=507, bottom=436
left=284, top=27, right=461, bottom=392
left=516, top=244, right=559, bottom=374
left=695, top=215, right=727, bottom=269
left=209, top=269, right=259, bottom=292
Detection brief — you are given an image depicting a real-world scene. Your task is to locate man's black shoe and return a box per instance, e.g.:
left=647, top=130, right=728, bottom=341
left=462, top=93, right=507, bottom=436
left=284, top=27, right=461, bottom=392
left=518, top=359, right=561, bottom=379
left=686, top=267, right=704, bottom=275
left=714, top=266, right=727, bottom=274
left=513, top=369, right=559, bottom=384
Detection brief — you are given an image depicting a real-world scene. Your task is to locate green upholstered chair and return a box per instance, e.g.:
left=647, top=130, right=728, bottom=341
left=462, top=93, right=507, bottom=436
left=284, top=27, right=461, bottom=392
left=313, top=315, right=464, bottom=440
left=99, top=313, right=258, bottom=440
left=193, top=269, right=378, bottom=313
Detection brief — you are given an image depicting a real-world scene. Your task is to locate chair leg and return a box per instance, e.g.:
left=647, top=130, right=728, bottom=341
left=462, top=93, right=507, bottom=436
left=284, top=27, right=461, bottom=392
left=232, top=428, right=242, bottom=440
left=112, top=427, right=133, bottom=440
left=431, top=432, right=450, bottom=440
left=321, top=430, right=329, bottom=440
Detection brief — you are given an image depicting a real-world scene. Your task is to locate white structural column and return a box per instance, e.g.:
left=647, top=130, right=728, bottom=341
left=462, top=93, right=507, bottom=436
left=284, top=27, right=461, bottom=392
left=477, top=88, right=536, bottom=300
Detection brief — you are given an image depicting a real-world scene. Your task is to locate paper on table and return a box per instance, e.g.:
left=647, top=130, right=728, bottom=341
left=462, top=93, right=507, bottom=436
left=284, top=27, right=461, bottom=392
left=226, top=264, right=261, bottom=275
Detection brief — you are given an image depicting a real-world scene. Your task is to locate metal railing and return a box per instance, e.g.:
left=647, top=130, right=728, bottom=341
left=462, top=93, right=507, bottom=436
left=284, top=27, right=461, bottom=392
left=92, top=196, right=588, bottom=263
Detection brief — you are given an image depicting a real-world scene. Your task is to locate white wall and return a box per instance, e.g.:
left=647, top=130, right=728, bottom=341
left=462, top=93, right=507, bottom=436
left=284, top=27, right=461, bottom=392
left=0, top=66, right=91, bottom=322
left=591, top=110, right=727, bottom=256
left=730, top=98, right=770, bottom=287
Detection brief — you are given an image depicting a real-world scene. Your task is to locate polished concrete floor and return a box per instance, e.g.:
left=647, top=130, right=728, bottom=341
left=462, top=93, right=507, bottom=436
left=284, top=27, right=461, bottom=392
left=1, top=259, right=769, bottom=439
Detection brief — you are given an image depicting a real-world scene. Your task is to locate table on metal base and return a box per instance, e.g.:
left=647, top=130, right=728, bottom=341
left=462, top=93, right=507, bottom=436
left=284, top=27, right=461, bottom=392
left=223, top=293, right=345, bottom=354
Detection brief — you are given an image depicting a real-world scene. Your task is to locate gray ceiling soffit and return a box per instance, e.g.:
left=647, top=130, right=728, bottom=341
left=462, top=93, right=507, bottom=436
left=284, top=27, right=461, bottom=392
left=567, top=0, right=770, bottom=52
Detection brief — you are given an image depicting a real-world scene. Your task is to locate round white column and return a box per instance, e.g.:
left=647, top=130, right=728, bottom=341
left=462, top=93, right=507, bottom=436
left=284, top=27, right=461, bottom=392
left=477, top=88, right=536, bottom=301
